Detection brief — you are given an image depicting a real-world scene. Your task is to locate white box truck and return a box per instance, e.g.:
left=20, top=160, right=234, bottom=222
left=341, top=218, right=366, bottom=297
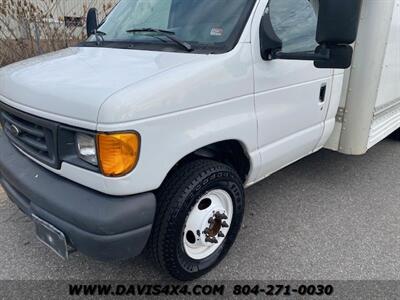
left=0, top=0, right=398, bottom=280
left=325, top=0, right=400, bottom=154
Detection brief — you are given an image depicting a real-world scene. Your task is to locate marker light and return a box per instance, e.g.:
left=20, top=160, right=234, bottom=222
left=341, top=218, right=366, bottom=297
left=96, top=132, right=140, bottom=177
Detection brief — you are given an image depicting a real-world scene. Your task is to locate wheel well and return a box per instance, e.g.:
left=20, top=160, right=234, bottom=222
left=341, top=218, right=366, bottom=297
left=172, top=140, right=251, bottom=182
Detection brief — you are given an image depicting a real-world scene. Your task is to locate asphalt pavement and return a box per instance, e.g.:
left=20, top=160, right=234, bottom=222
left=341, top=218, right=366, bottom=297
left=1, top=138, right=400, bottom=281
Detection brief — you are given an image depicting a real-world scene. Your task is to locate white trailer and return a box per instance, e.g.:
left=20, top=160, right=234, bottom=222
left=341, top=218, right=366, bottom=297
left=326, top=0, right=400, bottom=154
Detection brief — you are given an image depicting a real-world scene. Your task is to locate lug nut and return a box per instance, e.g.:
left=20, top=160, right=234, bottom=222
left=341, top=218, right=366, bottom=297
left=218, top=231, right=225, bottom=237
left=221, top=221, right=229, bottom=228
left=205, top=236, right=218, bottom=243
left=215, top=212, right=228, bottom=220
left=208, top=217, right=215, bottom=225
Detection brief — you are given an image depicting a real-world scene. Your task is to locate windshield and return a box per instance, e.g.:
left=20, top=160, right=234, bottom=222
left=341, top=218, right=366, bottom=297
left=86, top=0, right=256, bottom=53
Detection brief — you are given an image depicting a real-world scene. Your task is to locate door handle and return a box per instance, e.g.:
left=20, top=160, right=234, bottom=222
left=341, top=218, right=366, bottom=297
left=319, top=84, right=327, bottom=103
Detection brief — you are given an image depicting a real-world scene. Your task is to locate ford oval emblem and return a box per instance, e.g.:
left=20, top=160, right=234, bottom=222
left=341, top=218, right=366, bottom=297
left=10, top=124, right=21, bottom=136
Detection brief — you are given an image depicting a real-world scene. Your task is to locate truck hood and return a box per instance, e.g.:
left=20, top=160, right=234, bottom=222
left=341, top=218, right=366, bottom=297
left=0, top=47, right=202, bottom=127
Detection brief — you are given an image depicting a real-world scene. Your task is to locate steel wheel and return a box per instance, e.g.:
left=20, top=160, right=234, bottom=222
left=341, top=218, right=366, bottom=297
left=183, top=189, right=233, bottom=260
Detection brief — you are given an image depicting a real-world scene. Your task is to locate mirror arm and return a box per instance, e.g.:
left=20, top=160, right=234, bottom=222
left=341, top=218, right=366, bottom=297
left=271, top=47, right=330, bottom=62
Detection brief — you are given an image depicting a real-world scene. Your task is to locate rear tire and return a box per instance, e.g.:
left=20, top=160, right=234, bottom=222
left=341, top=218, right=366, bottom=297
left=149, top=159, right=245, bottom=281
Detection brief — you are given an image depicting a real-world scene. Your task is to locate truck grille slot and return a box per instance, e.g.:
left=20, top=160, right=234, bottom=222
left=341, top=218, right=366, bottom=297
left=0, top=105, right=59, bottom=169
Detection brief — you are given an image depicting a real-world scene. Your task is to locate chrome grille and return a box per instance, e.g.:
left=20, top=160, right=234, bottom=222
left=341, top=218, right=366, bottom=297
left=0, top=103, right=59, bottom=169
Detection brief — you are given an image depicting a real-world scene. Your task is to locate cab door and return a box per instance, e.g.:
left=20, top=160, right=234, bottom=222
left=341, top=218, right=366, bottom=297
left=251, top=0, right=333, bottom=179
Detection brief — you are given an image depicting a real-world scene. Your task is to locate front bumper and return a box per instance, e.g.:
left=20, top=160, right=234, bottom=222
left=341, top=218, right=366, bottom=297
left=0, top=134, right=156, bottom=261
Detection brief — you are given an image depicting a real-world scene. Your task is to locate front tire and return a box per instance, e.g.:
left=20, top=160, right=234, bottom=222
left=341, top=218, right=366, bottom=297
left=149, top=159, right=245, bottom=281
left=390, top=129, right=400, bottom=140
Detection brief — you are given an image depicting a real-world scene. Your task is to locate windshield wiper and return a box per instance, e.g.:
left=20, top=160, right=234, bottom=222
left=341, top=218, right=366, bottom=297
left=93, top=30, right=106, bottom=46
left=126, top=28, right=193, bottom=52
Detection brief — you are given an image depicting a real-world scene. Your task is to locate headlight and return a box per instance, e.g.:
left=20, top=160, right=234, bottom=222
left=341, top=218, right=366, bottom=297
left=97, top=132, right=140, bottom=177
left=76, top=133, right=98, bottom=165
left=75, top=131, right=140, bottom=177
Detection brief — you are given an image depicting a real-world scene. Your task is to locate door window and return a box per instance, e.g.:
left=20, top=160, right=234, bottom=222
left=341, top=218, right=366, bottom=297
left=267, top=0, right=318, bottom=52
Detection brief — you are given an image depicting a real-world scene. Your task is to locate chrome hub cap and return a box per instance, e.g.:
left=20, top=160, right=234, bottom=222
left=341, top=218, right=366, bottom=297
left=183, top=189, right=233, bottom=260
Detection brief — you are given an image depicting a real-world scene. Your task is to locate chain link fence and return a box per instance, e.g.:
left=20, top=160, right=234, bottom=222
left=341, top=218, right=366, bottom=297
left=0, top=0, right=117, bottom=67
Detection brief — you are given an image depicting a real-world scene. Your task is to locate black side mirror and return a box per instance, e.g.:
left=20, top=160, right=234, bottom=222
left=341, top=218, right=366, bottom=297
left=86, top=8, right=98, bottom=37
left=314, top=45, right=354, bottom=69
left=317, top=0, right=363, bottom=45
left=260, top=0, right=363, bottom=69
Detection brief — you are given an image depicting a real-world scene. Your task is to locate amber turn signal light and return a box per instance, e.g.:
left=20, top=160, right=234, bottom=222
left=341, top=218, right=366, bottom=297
left=96, top=132, right=140, bottom=177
